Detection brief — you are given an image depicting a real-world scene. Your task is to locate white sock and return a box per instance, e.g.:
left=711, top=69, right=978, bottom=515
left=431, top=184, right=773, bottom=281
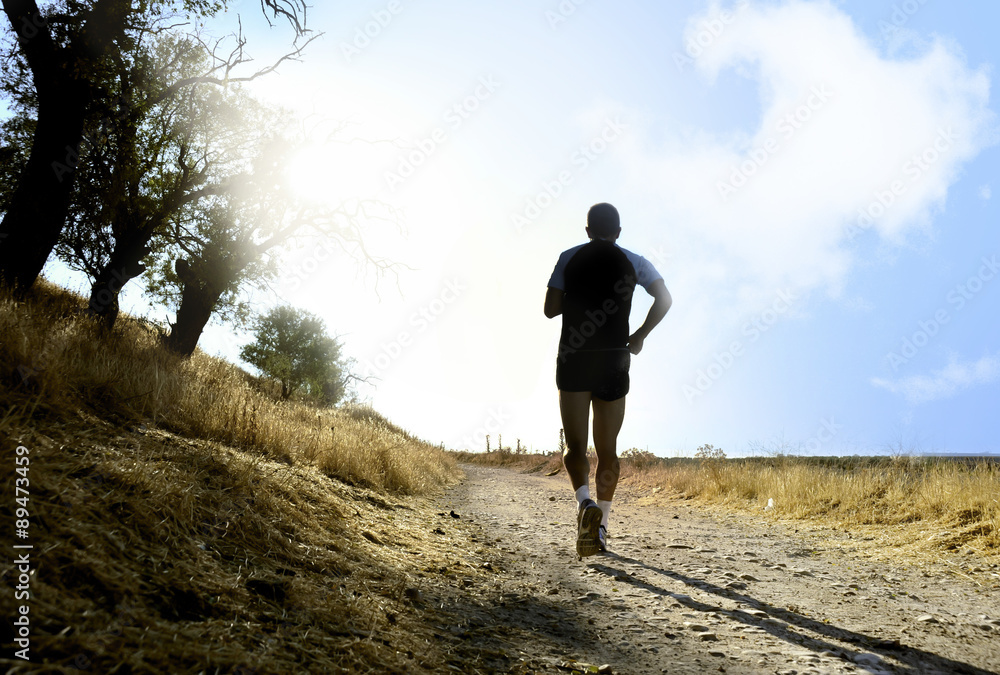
left=597, top=499, right=612, bottom=528
left=574, top=485, right=591, bottom=506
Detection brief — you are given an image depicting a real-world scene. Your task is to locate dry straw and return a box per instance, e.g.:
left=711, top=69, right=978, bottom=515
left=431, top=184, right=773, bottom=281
left=1, top=280, right=465, bottom=673
left=458, top=442, right=998, bottom=556
left=631, top=452, right=999, bottom=555
left=0, top=279, right=457, bottom=494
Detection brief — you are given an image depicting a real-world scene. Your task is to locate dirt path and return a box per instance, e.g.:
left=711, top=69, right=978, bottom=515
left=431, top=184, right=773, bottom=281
left=425, top=464, right=1000, bottom=675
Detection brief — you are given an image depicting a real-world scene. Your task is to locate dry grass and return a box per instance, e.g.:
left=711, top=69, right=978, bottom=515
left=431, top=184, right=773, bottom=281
left=0, top=279, right=457, bottom=494
left=458, top=449, right=1000, bottom=556
left=0, top=413, right=487, bottom=674
left=627, top=454, right=1000, bottom=555
left=0, top=280, right=470, bottom=673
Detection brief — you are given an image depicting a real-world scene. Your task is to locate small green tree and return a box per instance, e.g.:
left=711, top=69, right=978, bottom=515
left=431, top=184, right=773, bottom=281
left=240, top=305, right=349, bottom=405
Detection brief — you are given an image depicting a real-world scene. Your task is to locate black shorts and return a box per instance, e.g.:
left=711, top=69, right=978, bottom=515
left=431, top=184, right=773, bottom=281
left=556, top=348, right=630, bottom=401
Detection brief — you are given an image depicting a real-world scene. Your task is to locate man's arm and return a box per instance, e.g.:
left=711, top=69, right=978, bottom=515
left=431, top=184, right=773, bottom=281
left=628, top=278, right=671, bottom=355
left=544, top=287, right=564, bottom=318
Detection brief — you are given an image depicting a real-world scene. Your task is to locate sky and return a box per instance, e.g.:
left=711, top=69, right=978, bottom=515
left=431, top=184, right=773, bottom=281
left=32, top=0, right=1000, bottom=456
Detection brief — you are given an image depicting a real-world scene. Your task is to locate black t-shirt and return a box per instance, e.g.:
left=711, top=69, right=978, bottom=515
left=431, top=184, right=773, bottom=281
left=548, top=240, right=661, bottom=353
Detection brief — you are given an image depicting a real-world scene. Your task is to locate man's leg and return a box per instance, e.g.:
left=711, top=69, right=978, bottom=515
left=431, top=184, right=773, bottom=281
left=592, top=396, right=625, bottom=537
left=561, top=390, right=605, bottom=556
left=559, top=390, right=592, bottom=492
left=592, top=396, right=625, bottom=499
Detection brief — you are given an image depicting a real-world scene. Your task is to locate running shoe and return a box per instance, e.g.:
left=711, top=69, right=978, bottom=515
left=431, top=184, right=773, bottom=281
left=597, top=524, right=607, bottom=553
left=576, top=498, right=603, bottom=557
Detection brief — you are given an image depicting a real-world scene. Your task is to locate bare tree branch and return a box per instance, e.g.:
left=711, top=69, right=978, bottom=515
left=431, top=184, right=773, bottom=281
left=151, top=31, right=321, bottom=105
left=260, top=0, right=309, bottom=38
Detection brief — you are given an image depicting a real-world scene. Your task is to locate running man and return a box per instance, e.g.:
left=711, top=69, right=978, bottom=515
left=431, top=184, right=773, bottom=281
left=544, top=203, right=671, bottom=557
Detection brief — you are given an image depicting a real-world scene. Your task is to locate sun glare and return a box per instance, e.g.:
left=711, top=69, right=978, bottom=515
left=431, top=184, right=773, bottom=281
left=285, top=142, right=389, bottom=207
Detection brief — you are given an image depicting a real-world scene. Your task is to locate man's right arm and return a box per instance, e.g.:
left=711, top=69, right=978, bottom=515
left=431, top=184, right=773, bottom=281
left=544, top=287, right=564, bottom=318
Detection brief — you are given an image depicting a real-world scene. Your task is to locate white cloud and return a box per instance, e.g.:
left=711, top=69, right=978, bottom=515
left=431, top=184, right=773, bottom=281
left=871, top=354, right=1000, bottom=404
left=622, top=0, right=995, bottom=305
left=981, top=184, right=992, bottom=201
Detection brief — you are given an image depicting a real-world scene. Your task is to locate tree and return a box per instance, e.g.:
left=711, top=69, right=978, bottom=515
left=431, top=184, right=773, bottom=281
left=61, top=26, right=314, bottom=327
left=2, top=19, right=319, bottom=328
left=0, top=0, right=308, bottom=292
left=240, top=305, right=349, bottom=405
left=144, top=107, right=397, bottom=357
left=143, top=112, right=298, bottom=355
left=54, top=30, right=236, bottom=325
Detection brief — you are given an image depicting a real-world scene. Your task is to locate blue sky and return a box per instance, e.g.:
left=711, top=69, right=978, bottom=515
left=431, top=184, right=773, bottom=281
left=30, top=0, right=1000, bottom=456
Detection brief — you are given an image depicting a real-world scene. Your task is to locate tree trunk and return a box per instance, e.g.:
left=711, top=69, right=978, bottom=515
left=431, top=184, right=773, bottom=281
left=0, top=79, right=89, bottom=290
left=163, top=282, right=224, bottom=357
left=163, top=257, right=235, bottom=357
left=87, top=235, right=152, bottom=326
left=0, top=0, right=128, bottom=291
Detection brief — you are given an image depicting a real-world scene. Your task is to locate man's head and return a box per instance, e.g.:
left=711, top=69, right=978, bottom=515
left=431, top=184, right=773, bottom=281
left=586, top=203, right=621, bottom=241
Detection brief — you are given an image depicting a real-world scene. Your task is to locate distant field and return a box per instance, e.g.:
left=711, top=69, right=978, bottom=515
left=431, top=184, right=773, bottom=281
left=454, top=448, right=1000, bottom=556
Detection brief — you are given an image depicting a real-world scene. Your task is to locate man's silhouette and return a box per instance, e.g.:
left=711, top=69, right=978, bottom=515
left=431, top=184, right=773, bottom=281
left=544, top=203, right=671, bottom=556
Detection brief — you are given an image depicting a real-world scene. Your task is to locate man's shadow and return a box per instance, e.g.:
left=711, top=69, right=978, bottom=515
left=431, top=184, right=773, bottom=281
left=589, top=551, right=995, bottom=675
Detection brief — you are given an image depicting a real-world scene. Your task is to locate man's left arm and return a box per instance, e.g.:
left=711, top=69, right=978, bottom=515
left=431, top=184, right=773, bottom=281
left=627, top=278, right=671, bottom=355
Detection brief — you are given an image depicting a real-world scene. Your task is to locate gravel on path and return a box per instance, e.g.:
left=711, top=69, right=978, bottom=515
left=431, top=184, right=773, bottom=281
left=423, top=464, right=1000, bottom=675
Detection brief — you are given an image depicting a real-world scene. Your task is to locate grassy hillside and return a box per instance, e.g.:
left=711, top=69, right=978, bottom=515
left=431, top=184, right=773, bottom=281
left=0, top=280, right=455, bottom=494
left=0, top=281, right=481, bottom=673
